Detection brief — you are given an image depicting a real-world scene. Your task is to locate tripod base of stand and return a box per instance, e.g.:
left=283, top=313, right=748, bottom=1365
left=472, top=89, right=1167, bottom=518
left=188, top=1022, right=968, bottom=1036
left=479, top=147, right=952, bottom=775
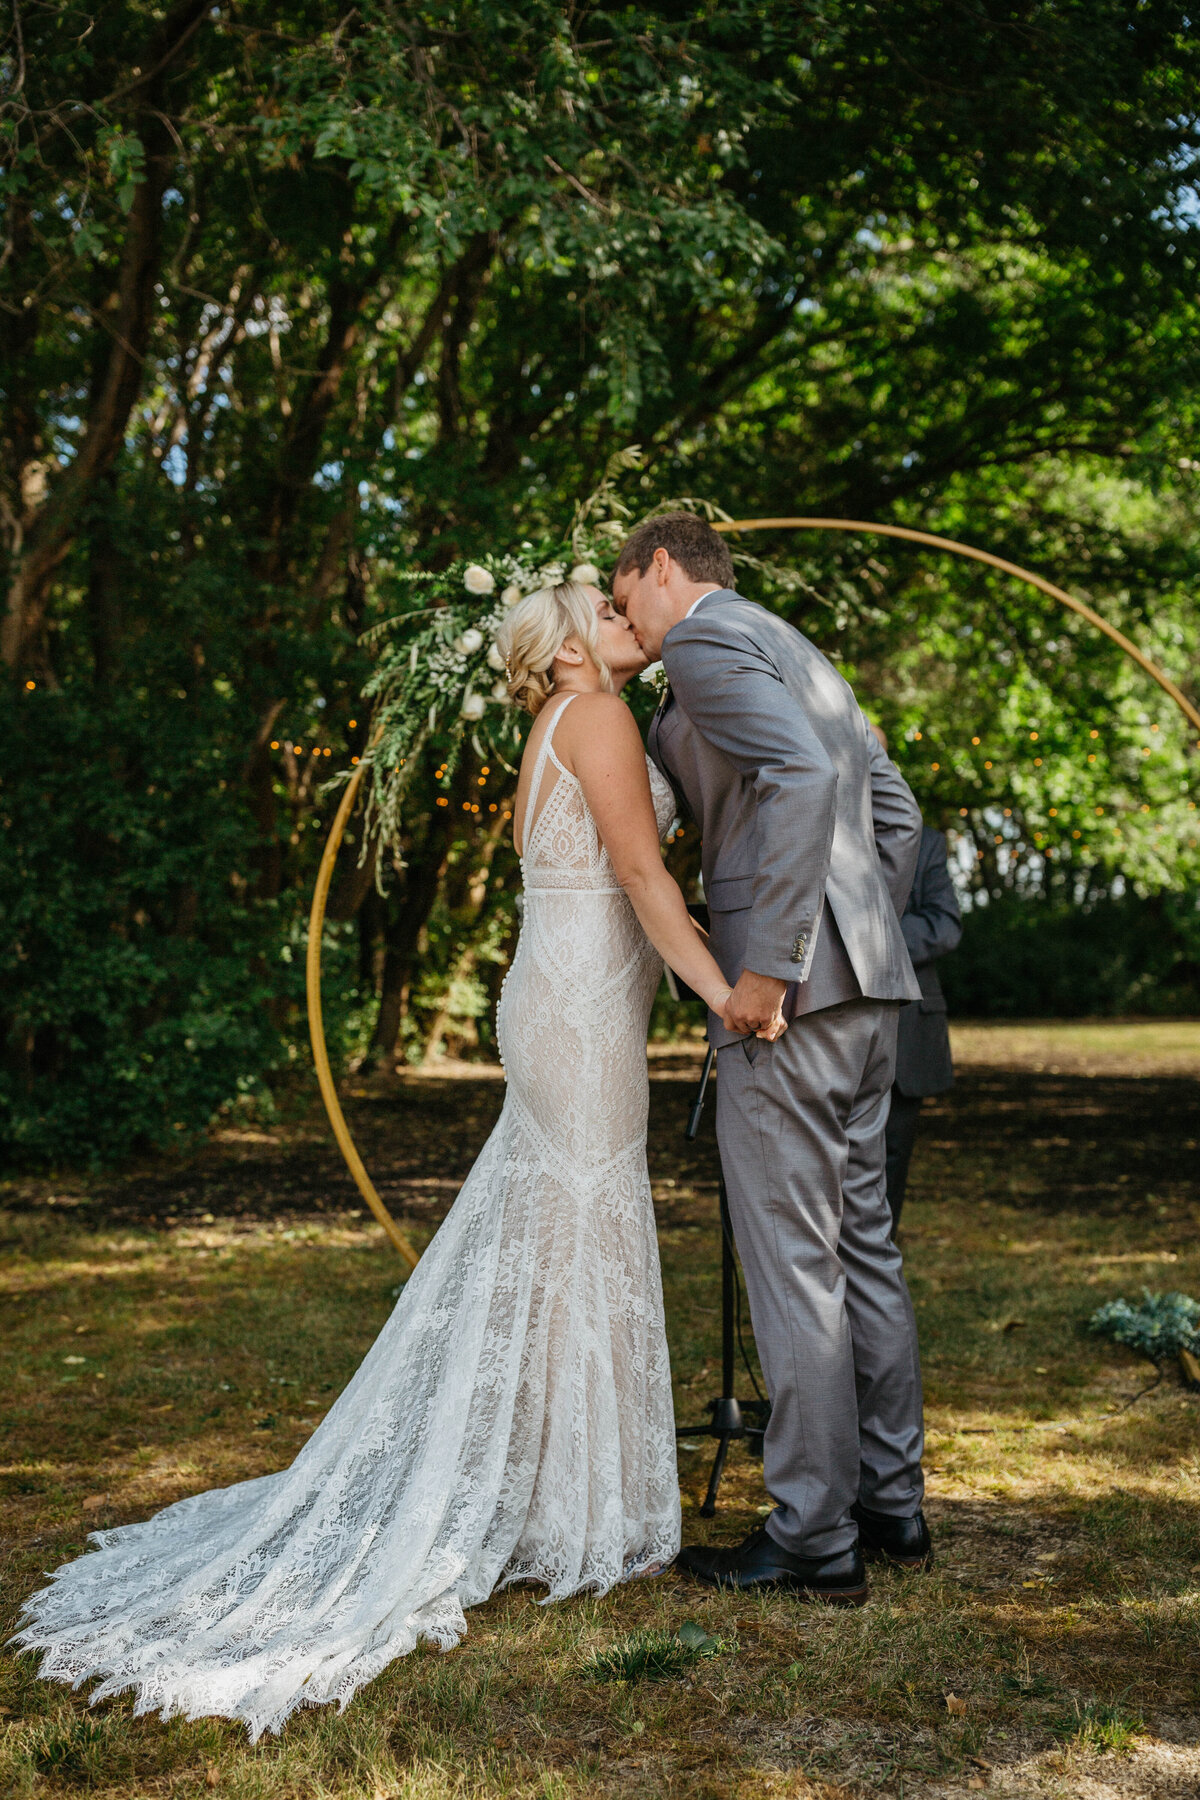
left=676, top=1044, right=771, bottom=1516
left=677, top=1395, right=771, bottom=1517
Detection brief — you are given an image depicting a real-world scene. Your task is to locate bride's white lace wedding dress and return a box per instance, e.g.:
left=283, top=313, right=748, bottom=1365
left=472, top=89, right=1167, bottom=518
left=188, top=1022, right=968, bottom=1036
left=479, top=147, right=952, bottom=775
left=13, top=694, right=681, bottom=1740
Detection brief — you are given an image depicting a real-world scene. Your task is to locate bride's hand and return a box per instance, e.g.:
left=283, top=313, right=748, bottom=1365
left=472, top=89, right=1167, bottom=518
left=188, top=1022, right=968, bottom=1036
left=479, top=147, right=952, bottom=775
left=709, top=984, right=787, bottom=1040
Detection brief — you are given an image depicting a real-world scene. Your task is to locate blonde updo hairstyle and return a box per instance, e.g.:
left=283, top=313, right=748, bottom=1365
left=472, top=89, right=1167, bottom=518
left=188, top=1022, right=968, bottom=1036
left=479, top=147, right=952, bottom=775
left=496, top=580, right=613, bottom=717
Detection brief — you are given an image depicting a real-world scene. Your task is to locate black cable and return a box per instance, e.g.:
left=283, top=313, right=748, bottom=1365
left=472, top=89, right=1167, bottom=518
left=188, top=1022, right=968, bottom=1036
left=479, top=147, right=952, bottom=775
left=721, top=1200, right=765, bottom=1406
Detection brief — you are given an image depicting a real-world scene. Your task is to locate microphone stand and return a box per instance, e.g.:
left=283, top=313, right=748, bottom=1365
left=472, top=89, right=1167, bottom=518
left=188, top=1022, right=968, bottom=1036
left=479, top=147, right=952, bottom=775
left=674, top=1043, right=770, bottom=1515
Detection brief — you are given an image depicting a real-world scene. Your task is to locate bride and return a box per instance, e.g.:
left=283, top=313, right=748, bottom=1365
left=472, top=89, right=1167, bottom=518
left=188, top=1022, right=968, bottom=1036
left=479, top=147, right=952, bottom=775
left=13, top=580, right=769, bottom=1742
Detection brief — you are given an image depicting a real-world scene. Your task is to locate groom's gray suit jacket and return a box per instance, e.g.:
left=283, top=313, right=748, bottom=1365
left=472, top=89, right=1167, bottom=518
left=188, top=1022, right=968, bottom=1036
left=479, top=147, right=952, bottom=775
left=647, top=589, right=922, bottom=1042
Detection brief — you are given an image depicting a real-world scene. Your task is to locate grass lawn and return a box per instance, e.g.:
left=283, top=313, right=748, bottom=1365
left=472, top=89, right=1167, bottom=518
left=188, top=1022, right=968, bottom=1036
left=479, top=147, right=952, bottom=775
left=2, top=1020, right=1199, bottom=1798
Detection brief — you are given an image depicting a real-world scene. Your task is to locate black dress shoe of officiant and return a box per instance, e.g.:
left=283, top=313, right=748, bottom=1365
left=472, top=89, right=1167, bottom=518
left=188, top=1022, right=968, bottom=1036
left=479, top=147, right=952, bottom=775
left=850, top=1502, right=933, bottom=1570
left=675, top=1524, right=868, bottom=1606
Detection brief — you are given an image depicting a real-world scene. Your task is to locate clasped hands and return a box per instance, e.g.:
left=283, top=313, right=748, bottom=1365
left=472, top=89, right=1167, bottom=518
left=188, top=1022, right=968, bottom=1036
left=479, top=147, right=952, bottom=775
left=711, top=969, right=789, bottom=1042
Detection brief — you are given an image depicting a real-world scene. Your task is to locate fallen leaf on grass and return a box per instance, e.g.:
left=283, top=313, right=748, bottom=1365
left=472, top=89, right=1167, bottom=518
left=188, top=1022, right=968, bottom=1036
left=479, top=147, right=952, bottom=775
left=945, top=1692, right=968, bottom=1715
left=81, top=1494, right=108, bottom=1512
left=968, top=1779, right=985, bottom=1791
left=1002, top=1319, right=1026, bottom=1333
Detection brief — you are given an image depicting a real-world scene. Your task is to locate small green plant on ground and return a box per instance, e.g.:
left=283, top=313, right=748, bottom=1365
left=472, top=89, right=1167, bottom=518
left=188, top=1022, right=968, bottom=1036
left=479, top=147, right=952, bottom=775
left=581, top=1622, right=724, bottom=1684
left=1054, top=1698, right=1145, bottom=1755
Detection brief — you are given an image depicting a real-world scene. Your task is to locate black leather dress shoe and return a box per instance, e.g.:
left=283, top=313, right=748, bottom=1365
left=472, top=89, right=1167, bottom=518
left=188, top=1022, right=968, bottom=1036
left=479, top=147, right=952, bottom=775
left=850, top=1501, right=933, bottom=1569
left=675, top=1524, right=868, bottom=1606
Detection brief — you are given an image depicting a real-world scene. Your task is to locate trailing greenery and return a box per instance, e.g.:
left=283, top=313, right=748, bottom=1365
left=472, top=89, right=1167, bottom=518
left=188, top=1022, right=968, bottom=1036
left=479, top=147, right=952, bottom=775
left=2, top=2, right=1199, bottom=1164
left=1088, top=1290, right=1200, bottom=1365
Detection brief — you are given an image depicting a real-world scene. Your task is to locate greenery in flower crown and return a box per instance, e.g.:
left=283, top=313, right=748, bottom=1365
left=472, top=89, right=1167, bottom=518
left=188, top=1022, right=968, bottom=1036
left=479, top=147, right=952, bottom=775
left=353, top=449, right=806, bottom=876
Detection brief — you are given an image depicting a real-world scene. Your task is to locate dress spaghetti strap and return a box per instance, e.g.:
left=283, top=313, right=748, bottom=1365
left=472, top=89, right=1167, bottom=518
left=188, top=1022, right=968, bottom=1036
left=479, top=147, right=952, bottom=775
left=520, top=693, right=578, bottom=852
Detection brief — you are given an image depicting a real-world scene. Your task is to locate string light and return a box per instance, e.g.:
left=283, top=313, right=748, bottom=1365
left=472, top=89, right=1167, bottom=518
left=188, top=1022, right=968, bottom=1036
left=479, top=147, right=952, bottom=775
left=437, top=797, right=449, bottom=807
left=984, top=760, right=992, bottom=769
left=349, top=718, right=357, bottom=728
left=971, top=736, right=980, bottom=745
left=351, top=756, right=360, bottom=766
left=270, top=740, right=279, bottom=749
left=24, top=679, right=35, bottom=691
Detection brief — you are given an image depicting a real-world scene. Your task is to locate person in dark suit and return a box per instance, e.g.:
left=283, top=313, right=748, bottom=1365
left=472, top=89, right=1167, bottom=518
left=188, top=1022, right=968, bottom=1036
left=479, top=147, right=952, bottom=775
left=886, top=831, right=963, bottom=1230
left=870, top=727, right=963, bottom=1234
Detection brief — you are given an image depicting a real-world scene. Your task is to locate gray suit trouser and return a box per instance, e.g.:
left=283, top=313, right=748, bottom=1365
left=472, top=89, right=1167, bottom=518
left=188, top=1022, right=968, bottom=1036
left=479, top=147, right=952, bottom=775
left=715, top=997, right=924, bottom=1558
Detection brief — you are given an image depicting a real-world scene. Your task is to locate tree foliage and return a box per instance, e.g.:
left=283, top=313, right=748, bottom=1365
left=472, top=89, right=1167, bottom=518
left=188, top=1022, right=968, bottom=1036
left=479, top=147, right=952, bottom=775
left=2, top=1, right=1198, bottom=1163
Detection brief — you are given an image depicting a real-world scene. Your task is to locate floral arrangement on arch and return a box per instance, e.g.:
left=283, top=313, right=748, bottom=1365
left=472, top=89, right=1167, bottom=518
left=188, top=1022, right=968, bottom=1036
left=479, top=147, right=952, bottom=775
left=355, top=449, right=652, bottom=866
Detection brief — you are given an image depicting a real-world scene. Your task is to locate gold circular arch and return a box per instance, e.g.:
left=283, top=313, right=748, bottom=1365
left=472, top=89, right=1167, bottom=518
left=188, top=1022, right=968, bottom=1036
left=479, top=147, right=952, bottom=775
left=307, top=518, right=1200, bottom=1262
left=712, top=518, right=1200, bottom=733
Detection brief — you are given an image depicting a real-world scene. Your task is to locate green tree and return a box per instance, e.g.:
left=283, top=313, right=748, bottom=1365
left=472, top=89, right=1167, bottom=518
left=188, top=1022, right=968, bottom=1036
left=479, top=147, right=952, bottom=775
left=2, top=1, right=1198, bottom=1162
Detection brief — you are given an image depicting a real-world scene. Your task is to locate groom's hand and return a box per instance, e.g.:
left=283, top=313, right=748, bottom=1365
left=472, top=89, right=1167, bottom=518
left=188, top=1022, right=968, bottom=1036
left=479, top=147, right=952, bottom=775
left=722, top=969, right=788, bottom=1040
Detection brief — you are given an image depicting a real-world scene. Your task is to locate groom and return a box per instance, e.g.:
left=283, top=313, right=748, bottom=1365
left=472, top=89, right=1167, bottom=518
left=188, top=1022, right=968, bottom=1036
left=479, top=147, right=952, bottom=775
left=612, top=513, right=931, bottom=1606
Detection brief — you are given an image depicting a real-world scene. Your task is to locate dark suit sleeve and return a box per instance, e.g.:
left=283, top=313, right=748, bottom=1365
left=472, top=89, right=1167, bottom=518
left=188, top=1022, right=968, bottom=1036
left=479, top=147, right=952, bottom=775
left=863, top=715, right=923, bottom=916
left=902, top=829, right=963, bottom=967
left=662, top=612, right=838, bottom=983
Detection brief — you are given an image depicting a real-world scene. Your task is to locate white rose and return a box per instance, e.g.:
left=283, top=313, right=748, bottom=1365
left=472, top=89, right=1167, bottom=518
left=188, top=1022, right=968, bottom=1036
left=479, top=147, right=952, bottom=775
left=501, top=584, right=523, bottom=607
left=569, top=562, right=601, bottom=586
left=487, top=641, right=506, bottom=671
left=491, top=680, right=510, bottom=701
left=460, top=691, right=486, bottom=721
left=455, top=627, right=484, bottom=655
left=463, top=564, right=496, bottom=595
left=538, top=562, right=565, bottom=587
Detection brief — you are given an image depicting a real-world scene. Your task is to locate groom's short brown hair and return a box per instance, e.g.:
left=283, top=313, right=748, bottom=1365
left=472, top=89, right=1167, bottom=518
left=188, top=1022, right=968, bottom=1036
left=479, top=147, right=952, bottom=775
left=616, top=511, right=735, bottom=588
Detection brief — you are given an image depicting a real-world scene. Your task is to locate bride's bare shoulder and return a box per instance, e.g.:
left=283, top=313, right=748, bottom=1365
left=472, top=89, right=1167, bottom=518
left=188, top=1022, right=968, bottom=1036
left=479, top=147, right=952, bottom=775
left=557, top=692, right=644, bottom=766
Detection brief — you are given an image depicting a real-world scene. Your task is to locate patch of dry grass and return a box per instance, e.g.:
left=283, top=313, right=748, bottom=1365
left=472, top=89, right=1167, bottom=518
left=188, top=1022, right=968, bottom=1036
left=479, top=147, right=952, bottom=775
left=2, top=1021, right=1199, bottom=1797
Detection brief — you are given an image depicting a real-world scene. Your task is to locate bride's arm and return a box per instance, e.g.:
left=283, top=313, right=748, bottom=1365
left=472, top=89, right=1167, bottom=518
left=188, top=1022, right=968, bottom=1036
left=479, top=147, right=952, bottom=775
left=561, top=694, right=768, bottom=1027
